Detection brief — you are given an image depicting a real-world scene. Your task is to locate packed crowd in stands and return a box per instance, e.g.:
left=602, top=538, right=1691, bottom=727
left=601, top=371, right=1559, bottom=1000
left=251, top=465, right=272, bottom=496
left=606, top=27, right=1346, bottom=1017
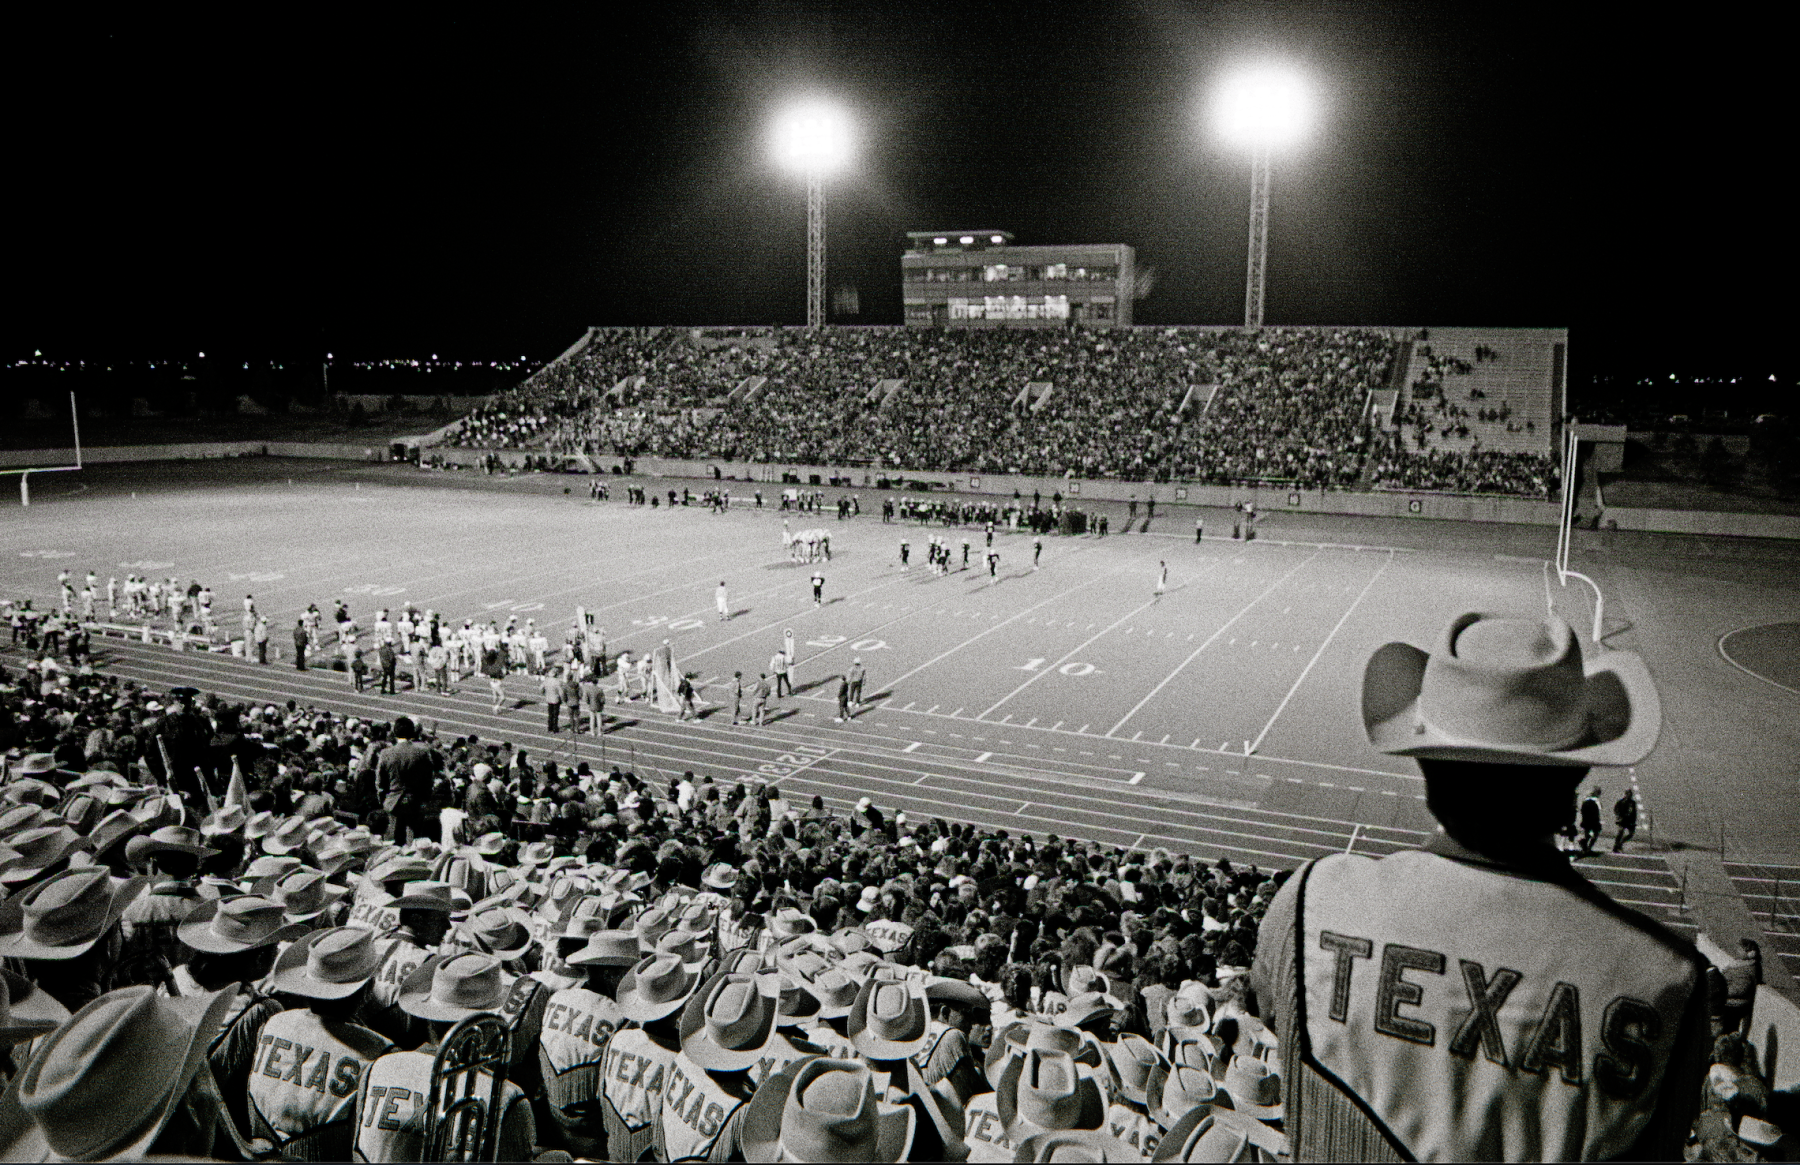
left=0, top=629, right=1310, bottom=1162
left=435, top=326, right=1447, bottom=489
left=1368, top=445, right=1560, bottom=496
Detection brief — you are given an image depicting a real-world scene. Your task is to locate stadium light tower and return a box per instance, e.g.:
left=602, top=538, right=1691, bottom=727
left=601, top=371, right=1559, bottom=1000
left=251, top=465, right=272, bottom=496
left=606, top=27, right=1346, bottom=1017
left=773, top=100, right=853, bottom=328
left=1216, top=66, right=1309, bottom=330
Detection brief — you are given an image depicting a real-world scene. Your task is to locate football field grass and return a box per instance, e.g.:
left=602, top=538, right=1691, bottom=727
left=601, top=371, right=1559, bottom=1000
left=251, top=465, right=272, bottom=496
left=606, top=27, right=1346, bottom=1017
left=7, top=456, right=1799, bottom=978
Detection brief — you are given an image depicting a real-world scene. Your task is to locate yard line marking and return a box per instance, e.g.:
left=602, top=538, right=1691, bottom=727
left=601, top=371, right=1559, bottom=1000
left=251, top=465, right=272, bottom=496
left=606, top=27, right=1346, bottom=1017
left=901, top=702, right=916, bottom=711
left=1248, top=550, right=1394, bottom=755
left=999, top=714, right=1013, bottom=724
left=950, top=707, right=962, bottom=717
left=914, top=773, right=931, bottom=785
left=975, top=752, right=992, bottom=763
left=1078, top=726, right=1090, bottom=734
left=978, top=553, right=1232, bottom=721
left=1052, top=721, right=1064, bottom=730
left=1130, top=772, right=1145, bottom=785
left=1192, top=738, right=1201, bottom=747
left=926, top=705, right=940, bottom=714
left=902, top=741, right=921, bottom=753
left=1025, top=718, right=1037, bottom=727
left=1542, top=558, right=1555, bottom=619
left=878, top=551, right=1120, bottom=692
left=1017, top=802, right=1031, bottom=814
left=1105, top=550, right=1321, bottom=738
left=1131, top=731, right=1142, bottom=741
left=1131, top=834, right=1147, bottom=850
left=1320, top=781, right=1337, bottom=788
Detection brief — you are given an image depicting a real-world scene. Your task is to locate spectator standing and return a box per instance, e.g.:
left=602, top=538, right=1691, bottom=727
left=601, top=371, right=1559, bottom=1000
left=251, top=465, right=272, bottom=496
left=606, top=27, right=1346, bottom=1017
left=378, top=639, right=397, bottom=694
left=1612, top=788, right=1638, bottom=852
left=770, top=649, right=791, bottom=698
left=292, top=620, right=308, bottom=671
left=253, top=615, right=269, bottom=664
left=1579, top=786, right=1603, bottom=856
left=1249, top=611, right=1706, bottom=1161
left=377, top=717, right=442, bottom=845
left=847, top=657, right=866, bottom=706
left=543, top=667, right=564, bottom=733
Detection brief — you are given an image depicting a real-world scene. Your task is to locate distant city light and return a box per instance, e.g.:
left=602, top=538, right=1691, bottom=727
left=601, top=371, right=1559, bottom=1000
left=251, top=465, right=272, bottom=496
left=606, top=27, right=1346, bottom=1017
left=990, top=235, right=1004, bottom=244
left=933, top=237, right=946, bottom=245
left=773, top=101, right=853, bottom=175
left=1216, top=66, right=1310, bottom=148
left=960, top=235, right=974, bottom=244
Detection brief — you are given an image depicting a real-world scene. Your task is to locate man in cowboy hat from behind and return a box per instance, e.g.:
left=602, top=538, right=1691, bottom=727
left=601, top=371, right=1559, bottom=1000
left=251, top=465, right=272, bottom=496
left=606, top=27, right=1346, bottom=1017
left=1248, top=611, right=1709, bottom=1162
left=362, top=880, right=455, bottom=1047
left=536, top=928, right=636, bottom=1157
left=353, top=952, right=537, bottom=1163
left=249, top=927, right=396, bottom=1160
left=117, top=824, right=217, bottom=991
left=600, top=951, right=701, bottom=1163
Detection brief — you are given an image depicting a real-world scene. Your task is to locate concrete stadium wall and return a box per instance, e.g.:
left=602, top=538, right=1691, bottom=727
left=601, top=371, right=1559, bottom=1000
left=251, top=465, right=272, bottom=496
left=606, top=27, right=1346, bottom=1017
left=1592, top=483, right=1800, bottom=540
left=428, top=446, right=1561, bottom=526
left=0, top=441, right=427, bottom=469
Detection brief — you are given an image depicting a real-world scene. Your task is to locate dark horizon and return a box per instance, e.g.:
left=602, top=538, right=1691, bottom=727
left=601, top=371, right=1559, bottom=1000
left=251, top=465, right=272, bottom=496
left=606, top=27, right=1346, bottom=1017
left=6, top=5, right=1788, bottom=389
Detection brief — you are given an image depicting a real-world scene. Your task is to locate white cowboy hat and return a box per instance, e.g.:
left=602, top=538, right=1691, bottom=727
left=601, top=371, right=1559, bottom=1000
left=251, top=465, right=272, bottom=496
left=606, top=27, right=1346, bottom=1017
left=1362, top=612, right=1660, bottom=766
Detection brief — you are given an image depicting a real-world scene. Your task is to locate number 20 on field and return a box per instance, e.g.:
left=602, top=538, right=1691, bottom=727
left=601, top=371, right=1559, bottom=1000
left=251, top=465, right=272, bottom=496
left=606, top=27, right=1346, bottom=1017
left=1015, top=658, right=1099, bottom=676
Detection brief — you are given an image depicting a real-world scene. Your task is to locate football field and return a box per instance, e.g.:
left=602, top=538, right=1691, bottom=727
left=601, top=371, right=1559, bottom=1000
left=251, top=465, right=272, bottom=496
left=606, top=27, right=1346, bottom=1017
left=7, top=457, right=1800, bottom=978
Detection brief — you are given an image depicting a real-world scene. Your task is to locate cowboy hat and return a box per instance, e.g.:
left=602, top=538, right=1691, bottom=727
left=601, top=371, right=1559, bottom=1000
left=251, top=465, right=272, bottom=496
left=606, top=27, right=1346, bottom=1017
left=0, top=969, right=68, bottom=1045
left=516, top=841, right=555, bottom=867
left=398, top=953, right=507, bottom=1022
left=466, top=832, right=508, bottom=857
left=85, top=810, right=146, bottom=860
left=177, top=896, right=310, bottom=954
left=997, top=1048, right=1107, bottom=1139
left=1012, top=1125, right=1139, bottom=1162
left=198, top=805, right=247, bottom=838
left=0, top=869, right=142, bottom=959
left=1362, top=612, right=1661, bottom=766
left=267, top=869, right=345, bottom=922
left=367, top=853, right=434, bottom=885
left=925, top=975, right=989, bottom=1011
left=1152, top=1108, right=1286, bottom=1162
left=618, top=952, right=700, bottom=1023
left=741, top=1057, right=915, bottom=1164
left=0, top=805, right=55, bottom=839
left=679, top=970, right=779, bottom=1071
left=458, top=907, right=534, bottom=961
left=269, top=927, right=383, bottom=1000
left=262, top=817, right=311, bottom=856
left=1108, top=1033, right=1168, bottom=1106
left=5, top=984, right=234, bottom=1162
left=656, top=927, right=709, bottom=967
left=0, top=827, right=92, bottom=884
left=1059, top=991, right=1119, bottom=1032
left=567, top=929, right=641, bottom=968
left=243, top=811, right=279, bottom=840
left=386, top=880, right=455, bottom=912
left=125, top=824, right=217, bottom=862
left=702, top=863, right=738, bottom=891
left=1218, top=1058, right=1283, bottom=1121
left=847, top=976, right=929, bottom=1060
left=1148, top=1063, right=1228, bottom=1133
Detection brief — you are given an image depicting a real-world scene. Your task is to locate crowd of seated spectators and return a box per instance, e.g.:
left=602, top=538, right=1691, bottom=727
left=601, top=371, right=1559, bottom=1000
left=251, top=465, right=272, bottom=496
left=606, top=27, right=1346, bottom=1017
left=437, top=326, right=1418, bottom=490
left=1369, top=446, right=1559, bottom=495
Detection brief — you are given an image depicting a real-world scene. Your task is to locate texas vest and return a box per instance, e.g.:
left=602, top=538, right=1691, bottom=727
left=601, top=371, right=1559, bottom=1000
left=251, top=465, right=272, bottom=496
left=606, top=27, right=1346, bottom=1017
left=248, top=1009, right=392, bottom=1160
left=1104, top=1100, right=1161, bottom=1161
left=962, top=1089, right=1014, bottom=1162
left=1299, top=850, right=1700, bottom=1161
left=367, top=933, right=432, bottom=1015
left=496, top=972, right=549, bottom=1079
left=600, top=1026, right=680, bottom=1163
left=352, top=1049, right=530, bottom=1163
left=656, top=1056, right=752, bottom=1162
left=539, top=986, right=624, bottom=1115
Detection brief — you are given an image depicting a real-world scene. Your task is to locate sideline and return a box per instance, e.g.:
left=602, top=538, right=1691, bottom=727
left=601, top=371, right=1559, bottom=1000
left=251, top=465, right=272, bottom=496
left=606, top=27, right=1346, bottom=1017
left=1717, top=623, right=1800, bottom=696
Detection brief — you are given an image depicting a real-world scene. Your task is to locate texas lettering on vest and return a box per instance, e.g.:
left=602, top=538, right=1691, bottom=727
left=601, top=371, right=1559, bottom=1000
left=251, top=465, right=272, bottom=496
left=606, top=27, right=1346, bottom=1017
left=253, top=1029, right=366, bottom=1101
left=962, top=1092, right=1013, bottom=1163
left=658, top=1060, right=746, bottom=1160
left=601, top=1029, right=675, bottom=1127
left=1301, top=850, right=1696, bottom=1160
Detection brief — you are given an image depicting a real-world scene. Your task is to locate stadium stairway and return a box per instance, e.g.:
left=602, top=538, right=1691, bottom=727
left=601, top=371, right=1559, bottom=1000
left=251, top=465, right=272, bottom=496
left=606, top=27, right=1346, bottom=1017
left=1400, top=327, right=1561, bottom=457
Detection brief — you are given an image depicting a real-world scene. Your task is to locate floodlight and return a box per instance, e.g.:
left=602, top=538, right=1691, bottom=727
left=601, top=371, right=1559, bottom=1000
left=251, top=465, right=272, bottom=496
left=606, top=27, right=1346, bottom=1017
left=773, top=102, right=852, bottom=175
left=1216, top=67, right=1309, bottom=148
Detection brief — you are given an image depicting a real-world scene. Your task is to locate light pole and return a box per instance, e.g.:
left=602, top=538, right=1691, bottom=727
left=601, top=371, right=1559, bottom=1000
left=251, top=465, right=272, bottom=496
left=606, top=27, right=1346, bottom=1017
left=1216, top=67, right=1309, bottom=331
left=774, top=101, right=852, bottom=328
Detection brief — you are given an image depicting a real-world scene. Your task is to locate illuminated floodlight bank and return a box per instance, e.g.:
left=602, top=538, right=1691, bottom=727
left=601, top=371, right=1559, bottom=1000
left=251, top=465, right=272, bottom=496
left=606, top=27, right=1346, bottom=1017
left=1216, top=67, right=1309, bottom=148
left=773, top=102, right=853, bottom=175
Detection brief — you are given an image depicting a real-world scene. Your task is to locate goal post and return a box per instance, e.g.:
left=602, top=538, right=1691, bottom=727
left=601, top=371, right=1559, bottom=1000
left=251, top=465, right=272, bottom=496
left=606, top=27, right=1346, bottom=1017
left=1554, top=424, right=1605, bottom=647
left=0, top=391, right=83, bottom=506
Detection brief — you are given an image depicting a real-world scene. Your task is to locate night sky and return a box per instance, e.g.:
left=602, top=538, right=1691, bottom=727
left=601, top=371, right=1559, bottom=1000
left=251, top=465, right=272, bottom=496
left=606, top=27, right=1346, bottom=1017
left=8, top=4, right=1786, bottom=385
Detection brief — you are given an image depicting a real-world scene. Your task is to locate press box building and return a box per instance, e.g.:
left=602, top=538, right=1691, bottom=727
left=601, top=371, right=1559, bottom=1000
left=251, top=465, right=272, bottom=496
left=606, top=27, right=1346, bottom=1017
left=901, top=231, right=1135, bottom=328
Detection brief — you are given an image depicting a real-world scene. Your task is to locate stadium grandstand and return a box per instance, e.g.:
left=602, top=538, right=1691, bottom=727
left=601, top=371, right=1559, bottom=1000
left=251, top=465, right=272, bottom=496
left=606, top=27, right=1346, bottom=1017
left=431, top=325, right=1567, bottom=497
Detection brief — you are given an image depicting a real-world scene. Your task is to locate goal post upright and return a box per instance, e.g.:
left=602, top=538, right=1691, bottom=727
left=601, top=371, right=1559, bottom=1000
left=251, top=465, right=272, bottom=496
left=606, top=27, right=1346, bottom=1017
left=1, top=390, right=85, bottom=506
